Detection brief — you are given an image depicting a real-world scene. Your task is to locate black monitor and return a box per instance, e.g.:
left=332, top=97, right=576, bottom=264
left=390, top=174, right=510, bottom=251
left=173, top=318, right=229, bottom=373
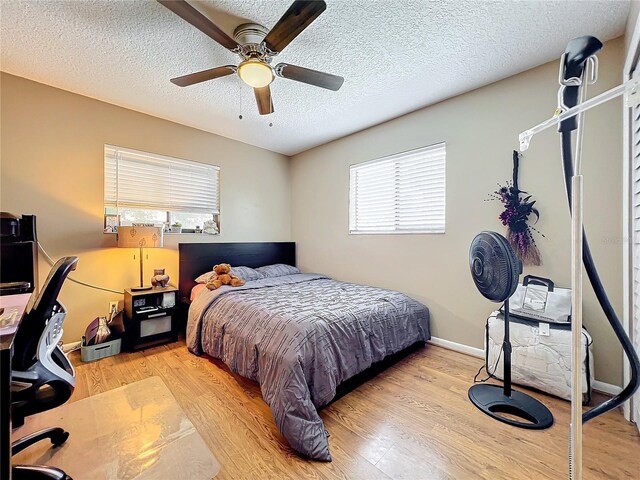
left=0, top=213, right=38, bottom=295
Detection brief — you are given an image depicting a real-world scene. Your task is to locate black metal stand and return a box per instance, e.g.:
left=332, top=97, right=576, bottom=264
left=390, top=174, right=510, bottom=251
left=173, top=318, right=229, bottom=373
left=468, top=299, right=554, bottom=429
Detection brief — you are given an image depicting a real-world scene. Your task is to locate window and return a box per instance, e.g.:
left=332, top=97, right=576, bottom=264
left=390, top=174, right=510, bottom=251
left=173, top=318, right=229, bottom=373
left=349, top=143, right=446, bottom=234
left=630, top=68, right=640, bottom=426
left=104, top=145, right=220, bottom=233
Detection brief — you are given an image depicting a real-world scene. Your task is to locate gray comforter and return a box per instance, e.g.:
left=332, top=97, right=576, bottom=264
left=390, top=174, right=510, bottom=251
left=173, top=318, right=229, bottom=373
left=186, top=273, right=430, bottom=461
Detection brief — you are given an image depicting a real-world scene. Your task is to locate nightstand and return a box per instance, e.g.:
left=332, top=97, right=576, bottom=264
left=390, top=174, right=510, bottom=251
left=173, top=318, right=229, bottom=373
left=124, top=286, right=178, bottom=351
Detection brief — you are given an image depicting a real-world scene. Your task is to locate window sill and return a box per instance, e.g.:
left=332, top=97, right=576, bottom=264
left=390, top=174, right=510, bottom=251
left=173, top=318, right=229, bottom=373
left=165, top=231, right=219, bottom=235
left=103, top=231, right=220, bottom=235
left=349, top=230, right=446, bottom=235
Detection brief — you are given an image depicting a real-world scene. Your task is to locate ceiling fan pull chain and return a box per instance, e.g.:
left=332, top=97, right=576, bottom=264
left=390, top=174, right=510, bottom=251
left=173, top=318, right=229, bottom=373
left=238, top=81, right=243, bottom=120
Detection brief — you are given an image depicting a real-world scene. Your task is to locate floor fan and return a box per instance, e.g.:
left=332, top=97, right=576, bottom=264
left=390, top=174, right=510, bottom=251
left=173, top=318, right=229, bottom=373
left=468, top=231, right=554, bottom=429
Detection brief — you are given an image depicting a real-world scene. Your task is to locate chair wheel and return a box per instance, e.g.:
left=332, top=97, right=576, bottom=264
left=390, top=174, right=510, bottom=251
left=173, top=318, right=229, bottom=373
left=51, top=430, right=69, bottom=447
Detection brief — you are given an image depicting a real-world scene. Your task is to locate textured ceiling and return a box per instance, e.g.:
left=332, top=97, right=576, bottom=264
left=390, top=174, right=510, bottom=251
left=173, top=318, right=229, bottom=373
left=0, top=0, right=630, bottom=155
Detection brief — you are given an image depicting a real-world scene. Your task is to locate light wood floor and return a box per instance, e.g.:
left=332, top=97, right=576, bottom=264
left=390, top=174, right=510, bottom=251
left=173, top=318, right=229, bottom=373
left=66, top=341, right=639, bottom=479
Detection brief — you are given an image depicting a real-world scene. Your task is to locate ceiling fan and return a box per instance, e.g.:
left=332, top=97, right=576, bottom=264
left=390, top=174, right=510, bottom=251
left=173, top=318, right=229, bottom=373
left=158, top=0, right=344, bottom=115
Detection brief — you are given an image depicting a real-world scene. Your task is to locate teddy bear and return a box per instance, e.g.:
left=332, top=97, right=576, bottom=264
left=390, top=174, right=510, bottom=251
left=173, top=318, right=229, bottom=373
left=205, top=263, right=246, bottom=290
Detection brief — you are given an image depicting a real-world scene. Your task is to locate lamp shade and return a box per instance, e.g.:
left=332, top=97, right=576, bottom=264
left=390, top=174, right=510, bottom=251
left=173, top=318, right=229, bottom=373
left=117, top=226, right=163, bottom=249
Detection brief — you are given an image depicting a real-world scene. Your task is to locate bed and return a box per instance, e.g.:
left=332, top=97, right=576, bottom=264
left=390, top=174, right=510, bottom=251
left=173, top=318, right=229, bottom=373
left=179, top=242, right=430, bottom=461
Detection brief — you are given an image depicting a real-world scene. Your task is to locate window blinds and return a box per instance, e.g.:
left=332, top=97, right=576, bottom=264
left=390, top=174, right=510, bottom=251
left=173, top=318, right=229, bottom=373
left=632, top=89, right=640, bottom=426
left=349, top=143, right=446, bottom=233
left=104, top=145, right=219, bottom=214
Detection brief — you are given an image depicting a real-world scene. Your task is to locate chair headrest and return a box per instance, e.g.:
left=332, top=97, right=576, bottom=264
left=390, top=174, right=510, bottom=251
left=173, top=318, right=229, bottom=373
left=27, top=256, right=78, bottom=320
left=13, top=256, right=78, bottom=370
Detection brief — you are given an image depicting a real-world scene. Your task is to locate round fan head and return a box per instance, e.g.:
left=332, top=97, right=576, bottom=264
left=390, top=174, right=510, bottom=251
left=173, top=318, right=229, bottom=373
left=469, top=231, right=522, bottom=303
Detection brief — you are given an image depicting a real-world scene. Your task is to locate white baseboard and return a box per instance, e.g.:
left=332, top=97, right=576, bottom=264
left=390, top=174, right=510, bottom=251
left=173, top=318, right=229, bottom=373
left=62, top=341, right=82, bottom=353
left=427, top=336, right=623, bottom=395
left=428, top=336, right=484, bottom=358
left=62, top=334, right=625, bottom=395
left=592, top=380, right=623, bottom=396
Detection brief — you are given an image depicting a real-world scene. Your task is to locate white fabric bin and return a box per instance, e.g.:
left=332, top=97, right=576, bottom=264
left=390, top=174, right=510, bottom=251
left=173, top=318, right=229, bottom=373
left=485, top=310, right=593, bottom=403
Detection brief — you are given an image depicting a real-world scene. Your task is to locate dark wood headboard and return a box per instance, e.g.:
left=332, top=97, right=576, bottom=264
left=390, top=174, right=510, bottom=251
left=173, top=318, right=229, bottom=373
left=178, top=242, right=296, bottom=304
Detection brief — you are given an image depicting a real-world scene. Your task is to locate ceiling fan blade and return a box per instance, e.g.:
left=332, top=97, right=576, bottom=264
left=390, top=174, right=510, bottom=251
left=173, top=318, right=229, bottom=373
left=275, top=63, right=343, bottom=91
left=157, top=0, right=240, bottom=51
left=170, top=65, right=236, bottom=87
left=263, top=0, right=326, bottom=53
left=254, top=86, right=274, bottom=115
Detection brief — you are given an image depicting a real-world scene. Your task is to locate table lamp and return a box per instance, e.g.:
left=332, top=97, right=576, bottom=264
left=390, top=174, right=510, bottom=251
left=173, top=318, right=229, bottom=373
left=117, top=226, right=163, bottom=291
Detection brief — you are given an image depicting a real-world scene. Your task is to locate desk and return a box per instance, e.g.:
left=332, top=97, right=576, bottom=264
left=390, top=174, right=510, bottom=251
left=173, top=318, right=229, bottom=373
left=0, top=293, right=30, bottom=480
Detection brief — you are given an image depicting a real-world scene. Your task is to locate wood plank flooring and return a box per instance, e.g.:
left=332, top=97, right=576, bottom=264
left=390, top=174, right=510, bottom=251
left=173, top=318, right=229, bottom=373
left=64, top=341, right=639, bottom=479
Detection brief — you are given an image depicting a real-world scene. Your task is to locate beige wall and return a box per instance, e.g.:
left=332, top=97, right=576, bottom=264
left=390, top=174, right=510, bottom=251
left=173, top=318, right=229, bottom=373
left=0, top=72, right=291, bottom=343
left=291, top=37, right=625, bottom=386
left=0, top=38, right=627, bottom=385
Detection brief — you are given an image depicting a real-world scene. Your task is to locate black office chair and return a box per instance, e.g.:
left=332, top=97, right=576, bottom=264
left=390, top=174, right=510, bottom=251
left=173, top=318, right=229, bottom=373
left=10, top=256, right=79, bottom=480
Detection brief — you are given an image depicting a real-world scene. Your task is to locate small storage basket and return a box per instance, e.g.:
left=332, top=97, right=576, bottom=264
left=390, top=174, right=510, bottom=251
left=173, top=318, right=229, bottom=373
left=81, top=336, right=121, bottom=362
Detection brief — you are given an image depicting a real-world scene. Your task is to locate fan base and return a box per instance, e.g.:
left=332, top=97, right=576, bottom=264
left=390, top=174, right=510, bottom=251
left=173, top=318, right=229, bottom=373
left=468, top=383, right=553, bottom=429
left=233, top=23, right=269, bottom=46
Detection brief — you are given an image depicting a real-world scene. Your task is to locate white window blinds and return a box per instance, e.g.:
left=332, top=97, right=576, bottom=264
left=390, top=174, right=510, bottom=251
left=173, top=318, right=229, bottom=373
left=104, top=145, right=219, bottom=214
left=631, top=77, right=640, bottom=427
left=349, top=143, right=446, bottom=234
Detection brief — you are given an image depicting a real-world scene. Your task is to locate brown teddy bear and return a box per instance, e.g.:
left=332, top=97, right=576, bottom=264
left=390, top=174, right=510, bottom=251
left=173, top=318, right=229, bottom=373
left=205, top=263, right=246, bottom=290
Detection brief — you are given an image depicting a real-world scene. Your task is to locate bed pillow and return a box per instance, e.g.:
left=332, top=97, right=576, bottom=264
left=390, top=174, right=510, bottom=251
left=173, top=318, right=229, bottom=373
left=255, top=264, right=300, bottom=278
left=190, top=283, right=207, bottom=301
left=195, top=265, right=263, bottom=284
left=230, top=266, right=264, bottom=282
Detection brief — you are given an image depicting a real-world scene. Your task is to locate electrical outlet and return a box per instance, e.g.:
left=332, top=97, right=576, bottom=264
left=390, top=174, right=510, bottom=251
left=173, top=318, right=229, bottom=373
left=109, top=301, right=119, bottom=314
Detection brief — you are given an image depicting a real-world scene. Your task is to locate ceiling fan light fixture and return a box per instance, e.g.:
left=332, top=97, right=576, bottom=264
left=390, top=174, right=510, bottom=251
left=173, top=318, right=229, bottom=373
left=237, top=60, right=274, bottom=88
left=159, top=0, right=342, bottom=115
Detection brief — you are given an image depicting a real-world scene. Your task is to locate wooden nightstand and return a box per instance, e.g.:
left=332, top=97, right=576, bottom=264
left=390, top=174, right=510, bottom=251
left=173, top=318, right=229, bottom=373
left=124, top=286, right=178, bottom=351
